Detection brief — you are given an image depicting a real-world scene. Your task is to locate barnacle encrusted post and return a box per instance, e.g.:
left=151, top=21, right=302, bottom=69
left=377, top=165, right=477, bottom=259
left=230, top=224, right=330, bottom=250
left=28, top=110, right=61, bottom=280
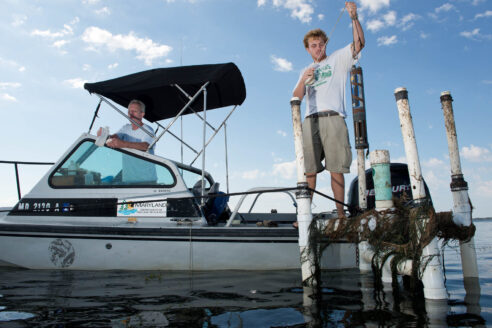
left=440, top=91, right=479, bottom=282
left=395, top=87, right=447, bottom=300
left=290, top=97, right=316, bottom=287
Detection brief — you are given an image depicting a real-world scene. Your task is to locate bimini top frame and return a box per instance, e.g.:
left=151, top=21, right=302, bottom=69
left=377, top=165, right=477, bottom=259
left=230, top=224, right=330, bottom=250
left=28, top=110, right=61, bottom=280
left=83, top=62, right=246, bottom=197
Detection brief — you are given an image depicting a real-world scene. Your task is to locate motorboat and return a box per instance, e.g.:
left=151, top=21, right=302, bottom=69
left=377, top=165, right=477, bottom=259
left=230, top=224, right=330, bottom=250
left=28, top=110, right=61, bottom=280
left=0, top=63, right=356, bottom=270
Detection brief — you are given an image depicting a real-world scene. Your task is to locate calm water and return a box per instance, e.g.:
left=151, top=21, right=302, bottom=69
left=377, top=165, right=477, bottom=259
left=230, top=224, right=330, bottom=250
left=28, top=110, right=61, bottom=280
left=0, top=220, right=491, bottom=327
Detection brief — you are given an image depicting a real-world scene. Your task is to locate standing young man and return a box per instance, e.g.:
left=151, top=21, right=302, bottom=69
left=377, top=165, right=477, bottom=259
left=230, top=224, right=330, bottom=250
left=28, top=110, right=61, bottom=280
left=292, top=1, right=365, bottom=218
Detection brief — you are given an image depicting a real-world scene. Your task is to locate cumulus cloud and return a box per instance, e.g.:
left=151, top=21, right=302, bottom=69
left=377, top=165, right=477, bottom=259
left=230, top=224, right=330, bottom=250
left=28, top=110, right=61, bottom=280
left=383, top=10, right=396, bottom=25
left=359, top=0, right=390, bottom=14
left=1, top=93, right=17, bottom=102
left=318, top=14, right=324, bottom=21
left=377, top=35, right=397, bottom=46
left=258, top=0, right=314, bottom=23
left=475, top=10, right=492, bottom=19
left=272, top=160, right=296, bottom=180
left=11, top=14, right=27, bottom=27
left=95, top=7, right=111, bottom=16
left=83, top=64, right=91, bottom=71
left=64, top=78, right=88, bottom=89
left=423, top=158, right=445, bottom=167
left=367, top=19, right=384, bottom=32
left=241, top=169, right=262, bottom=180
left=53, top=40, right=69, bottom=48
left=83, top=0, right=100, bottom=4
left=399, top=13, right=420, bottom=31
left=81, top=26, right=172, bottom=66
left=108, top=62, right=119, bottom=69
left=0, top=82, right=21, bottom=89
left=366, top=11, right=418, bottom=33
left=460, top=28, right=480, bottom=39
left=277, top=130, right=287, bottom=137
left=31, top=24, right=74, bottom=39
left=270, top=55, right=293, bottom=72
left=461, top=145, right=492, bottom=162
left=420, top=32, right=430, bottom=39
left=435, top=3, right=456, bottom=13
left=0, top=57, right=26, bottom=72
left=459, top=28, right=492, bottom=40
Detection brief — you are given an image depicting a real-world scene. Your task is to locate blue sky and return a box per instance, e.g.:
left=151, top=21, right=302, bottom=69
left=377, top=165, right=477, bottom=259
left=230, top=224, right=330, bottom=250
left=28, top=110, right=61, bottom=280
left=0, top=0, right=491, bottom=217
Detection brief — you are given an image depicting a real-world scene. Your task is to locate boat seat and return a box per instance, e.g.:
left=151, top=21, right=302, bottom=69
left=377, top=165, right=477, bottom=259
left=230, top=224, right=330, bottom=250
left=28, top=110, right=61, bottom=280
left=192, top=181, right=228, bottom=225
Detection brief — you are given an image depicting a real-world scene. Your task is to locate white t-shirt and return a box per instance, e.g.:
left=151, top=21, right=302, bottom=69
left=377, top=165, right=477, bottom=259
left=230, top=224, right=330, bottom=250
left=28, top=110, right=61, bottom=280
left=116, top=123, right=155, bottom=154
left=296, top=43, right=360, bottom=118
left=116, top=123, right=157, bottom=183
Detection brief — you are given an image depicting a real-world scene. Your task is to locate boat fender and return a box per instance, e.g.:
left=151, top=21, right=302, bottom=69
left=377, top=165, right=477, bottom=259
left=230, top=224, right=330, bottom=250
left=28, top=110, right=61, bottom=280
left=95, top=126, right=110, bottom=147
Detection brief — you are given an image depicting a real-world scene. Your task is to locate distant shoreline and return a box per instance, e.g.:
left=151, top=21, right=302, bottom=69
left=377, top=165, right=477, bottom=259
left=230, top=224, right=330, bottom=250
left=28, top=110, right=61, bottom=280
left=474, top=217, right=492, bottom=220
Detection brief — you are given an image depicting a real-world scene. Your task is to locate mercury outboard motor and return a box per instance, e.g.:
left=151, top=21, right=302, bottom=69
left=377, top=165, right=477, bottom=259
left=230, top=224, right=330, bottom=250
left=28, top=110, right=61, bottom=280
left=347, top=163, right=432, bottom=216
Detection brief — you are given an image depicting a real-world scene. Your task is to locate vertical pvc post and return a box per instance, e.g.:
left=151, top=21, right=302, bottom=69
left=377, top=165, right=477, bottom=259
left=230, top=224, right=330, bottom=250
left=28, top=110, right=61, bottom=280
left=290, top=97, right=315, bottom=286
left=370, top=150, right=394, bottom=210
left=440, top=91, right=479, bottom=280
left=350, top=66, right=369, bottom=210
left=394, top=87, right=447, bottom=300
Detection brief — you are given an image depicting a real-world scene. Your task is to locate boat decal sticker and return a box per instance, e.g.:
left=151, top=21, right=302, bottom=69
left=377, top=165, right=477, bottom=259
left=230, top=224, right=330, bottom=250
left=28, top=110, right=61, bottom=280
left=49, top=239, right=75, bottom=268
left=9, top=198, right=117, bottom=217
left=117, top=198, right=167, bottom=217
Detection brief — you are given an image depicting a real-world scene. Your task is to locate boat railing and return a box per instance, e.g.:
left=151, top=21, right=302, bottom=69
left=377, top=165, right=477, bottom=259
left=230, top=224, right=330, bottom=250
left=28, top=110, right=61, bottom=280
left=0, top=160, right=54, bottom=200
left=225, top=187, right=298, bottom=227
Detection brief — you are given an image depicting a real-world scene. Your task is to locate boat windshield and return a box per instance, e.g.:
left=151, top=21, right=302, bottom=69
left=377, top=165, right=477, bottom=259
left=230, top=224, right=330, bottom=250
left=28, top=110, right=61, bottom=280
left=179, top=169, right=211, bottom=189
left=49, top=140, right=176, bottom=188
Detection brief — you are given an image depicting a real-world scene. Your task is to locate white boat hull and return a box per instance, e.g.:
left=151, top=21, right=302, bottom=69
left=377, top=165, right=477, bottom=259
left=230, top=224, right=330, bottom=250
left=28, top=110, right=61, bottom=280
left=0, top=225, right=357, bottom=270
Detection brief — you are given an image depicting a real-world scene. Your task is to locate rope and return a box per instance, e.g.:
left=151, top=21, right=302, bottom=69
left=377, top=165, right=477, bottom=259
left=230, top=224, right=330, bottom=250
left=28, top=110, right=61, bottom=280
left=0, top=185, right=354, bottom=213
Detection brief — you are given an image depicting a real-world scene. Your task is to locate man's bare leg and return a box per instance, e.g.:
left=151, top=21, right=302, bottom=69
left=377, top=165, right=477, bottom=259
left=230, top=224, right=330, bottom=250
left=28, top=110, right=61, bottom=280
left=306, top=173, right=317, bottom=200
left=331, top=172, right=345, bottom=218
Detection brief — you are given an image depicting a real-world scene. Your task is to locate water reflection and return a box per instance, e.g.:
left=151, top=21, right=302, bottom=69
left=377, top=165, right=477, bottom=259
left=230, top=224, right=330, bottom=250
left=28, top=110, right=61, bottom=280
left=0, top=220, right=490, bottom=327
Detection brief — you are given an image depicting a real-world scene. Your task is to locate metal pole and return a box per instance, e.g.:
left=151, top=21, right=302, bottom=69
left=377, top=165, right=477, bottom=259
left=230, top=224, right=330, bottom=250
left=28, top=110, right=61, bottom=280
left=440, top=91, right=479, bottom=280
left=201, top=88, right=207, bottom=206
left=224, top=123, right=230, bottom=194
left=150, top=81, right=210, bottom=150
left=290, top=97, right=315, bottom=286
left=180, top=116, right=184, bottom=164
left=394, top=87, right=447, bottom=300
left=88, top=99, right=102, bottom=133
left=14, top=163, right=21, bottom=200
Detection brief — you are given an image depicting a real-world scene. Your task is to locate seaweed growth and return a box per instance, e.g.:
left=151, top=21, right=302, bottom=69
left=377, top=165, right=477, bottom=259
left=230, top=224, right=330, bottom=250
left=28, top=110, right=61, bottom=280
left=302, top=196, right=476, bottom=294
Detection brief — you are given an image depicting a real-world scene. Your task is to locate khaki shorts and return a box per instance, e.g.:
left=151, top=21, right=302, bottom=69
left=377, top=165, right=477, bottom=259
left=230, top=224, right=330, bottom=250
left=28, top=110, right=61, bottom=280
left=302, top=115, right=352, bottom=174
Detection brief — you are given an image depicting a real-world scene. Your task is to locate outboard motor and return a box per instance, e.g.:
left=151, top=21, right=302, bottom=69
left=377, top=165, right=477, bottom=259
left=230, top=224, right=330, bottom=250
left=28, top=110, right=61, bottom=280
left=347, top=163, right=432, bottom=216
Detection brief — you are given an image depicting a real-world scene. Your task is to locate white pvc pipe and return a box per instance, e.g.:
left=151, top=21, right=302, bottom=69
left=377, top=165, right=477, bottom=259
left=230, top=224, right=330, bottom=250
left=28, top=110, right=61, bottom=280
left=395, top=87, right=447, bottom=300
left=394, top=88, right=426, bottom=201
left=360, top=248, right=413, bottom=283
left=290, top=97, right=315, bottom=285
left=440, top=91, right=479, bottom=279
left=357, top=149, right=367, bottom=210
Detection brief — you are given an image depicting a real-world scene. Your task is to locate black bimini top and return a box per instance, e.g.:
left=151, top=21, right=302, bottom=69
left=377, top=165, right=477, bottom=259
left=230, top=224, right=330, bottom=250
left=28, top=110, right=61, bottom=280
left=84, top=63, right=246, bottom=122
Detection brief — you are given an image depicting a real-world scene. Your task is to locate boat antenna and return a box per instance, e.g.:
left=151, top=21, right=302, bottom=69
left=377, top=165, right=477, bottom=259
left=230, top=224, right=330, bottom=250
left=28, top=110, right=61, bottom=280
left=180, top=37, right=184, bottom=165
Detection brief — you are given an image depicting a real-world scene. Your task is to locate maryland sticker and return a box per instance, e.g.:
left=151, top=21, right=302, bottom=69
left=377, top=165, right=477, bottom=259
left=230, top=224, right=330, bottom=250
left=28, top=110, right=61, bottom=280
left=117, top=198, right=167, bottom=217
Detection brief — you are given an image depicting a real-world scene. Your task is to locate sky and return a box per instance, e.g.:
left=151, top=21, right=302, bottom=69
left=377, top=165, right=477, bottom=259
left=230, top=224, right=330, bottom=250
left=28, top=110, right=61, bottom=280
left=0, top=0, right=491, bottom=217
